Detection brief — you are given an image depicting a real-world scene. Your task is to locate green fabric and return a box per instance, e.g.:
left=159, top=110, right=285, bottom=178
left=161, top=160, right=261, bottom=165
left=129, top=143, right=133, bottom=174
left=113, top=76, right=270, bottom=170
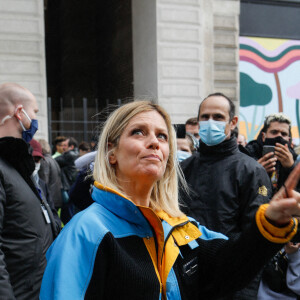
left=52, top=152, right=61, bottom=159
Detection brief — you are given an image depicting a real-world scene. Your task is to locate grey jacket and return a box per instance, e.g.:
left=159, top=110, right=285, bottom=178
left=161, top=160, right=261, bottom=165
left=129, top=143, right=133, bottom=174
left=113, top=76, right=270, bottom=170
left=258, top=249, right=300, bottom=300
left=39, top=153, right=62, bottom=209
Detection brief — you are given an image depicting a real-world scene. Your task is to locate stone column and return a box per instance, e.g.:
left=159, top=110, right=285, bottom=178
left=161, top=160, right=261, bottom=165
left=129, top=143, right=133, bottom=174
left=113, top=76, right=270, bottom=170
left=132, top=0, right=240, bottom=123
left=212, top=0, right=240, bottom=111
left=0, top=0, right=48, bottom=139
left=132, top=0, right=158, bottom=99
left=156, top=0, right=204, bottom=123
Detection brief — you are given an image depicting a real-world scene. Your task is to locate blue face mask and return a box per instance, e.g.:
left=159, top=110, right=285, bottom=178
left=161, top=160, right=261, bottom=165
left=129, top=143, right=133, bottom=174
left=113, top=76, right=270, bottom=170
left=199, top=119, right=228, bottom=146
left=177, top=150, right=192, bottom=162
left=19, top=109, right=38, bottom=143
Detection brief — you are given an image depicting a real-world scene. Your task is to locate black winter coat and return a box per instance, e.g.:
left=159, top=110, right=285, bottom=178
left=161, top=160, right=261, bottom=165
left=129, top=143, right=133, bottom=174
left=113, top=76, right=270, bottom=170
left=180, top=137, right=272, bottom=236
left=245, top=139, right=299, bottom=195
left=180, top=137, right=273, bottom=300
left=0, top=137, right=59, bottom=299
left=55, top=149, right=78, bottom=191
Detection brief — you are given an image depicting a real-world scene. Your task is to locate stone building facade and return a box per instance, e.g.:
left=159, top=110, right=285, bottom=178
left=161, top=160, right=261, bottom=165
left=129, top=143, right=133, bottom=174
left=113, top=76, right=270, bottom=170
left=133, top=0, right=240, bottom=123
left=0, top=0, right=48, bottom=140
left=0, top=0, right=240, bottom=140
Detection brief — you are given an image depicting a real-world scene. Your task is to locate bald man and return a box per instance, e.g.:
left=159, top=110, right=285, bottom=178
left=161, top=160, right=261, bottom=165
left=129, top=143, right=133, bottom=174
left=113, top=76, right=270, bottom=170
left=0, top=83, right=60, bottom=299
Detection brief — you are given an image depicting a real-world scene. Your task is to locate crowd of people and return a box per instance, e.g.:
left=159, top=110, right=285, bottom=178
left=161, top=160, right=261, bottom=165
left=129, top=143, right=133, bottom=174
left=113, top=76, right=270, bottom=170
left=0, top=82, right=300, bottom=299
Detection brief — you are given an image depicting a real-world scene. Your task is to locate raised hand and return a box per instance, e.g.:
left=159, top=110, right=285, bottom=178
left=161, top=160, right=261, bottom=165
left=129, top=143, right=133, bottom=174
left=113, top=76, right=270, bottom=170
left=258, top=152, right=277, bottom=173
left=274, top=143, right=294, bottom=169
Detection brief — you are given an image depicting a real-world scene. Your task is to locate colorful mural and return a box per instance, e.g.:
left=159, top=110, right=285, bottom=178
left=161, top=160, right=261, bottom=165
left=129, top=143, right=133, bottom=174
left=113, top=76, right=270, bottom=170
left=239, top=37, right=300, bottom=144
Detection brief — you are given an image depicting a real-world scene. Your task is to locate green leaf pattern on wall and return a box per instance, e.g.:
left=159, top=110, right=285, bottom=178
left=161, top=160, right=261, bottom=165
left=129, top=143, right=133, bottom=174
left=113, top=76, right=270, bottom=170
left=240, top=73, right=272, bottom=140
left=239, top=37, right=300, bottom=143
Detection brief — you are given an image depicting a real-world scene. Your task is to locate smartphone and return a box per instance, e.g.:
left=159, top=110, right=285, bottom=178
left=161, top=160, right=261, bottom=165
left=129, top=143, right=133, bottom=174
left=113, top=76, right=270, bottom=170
left=262, top=145, right=275, bottom=156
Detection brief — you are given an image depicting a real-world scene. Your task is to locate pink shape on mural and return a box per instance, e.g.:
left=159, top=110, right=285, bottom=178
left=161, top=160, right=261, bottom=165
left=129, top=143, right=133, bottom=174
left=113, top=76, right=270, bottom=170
left=287, top=81, right=300, bottom=98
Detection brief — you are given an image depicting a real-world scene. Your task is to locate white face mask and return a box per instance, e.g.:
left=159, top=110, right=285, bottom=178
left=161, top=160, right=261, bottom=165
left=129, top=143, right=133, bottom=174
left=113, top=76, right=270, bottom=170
left=32, top=162, right=41, bottom=177
left=35, top=162, right=41, bottom=172
left=32, top=162, right=40, bottom=185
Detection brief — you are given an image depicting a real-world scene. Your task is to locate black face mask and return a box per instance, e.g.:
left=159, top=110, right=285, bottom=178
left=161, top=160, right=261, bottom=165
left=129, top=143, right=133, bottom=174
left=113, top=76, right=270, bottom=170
left=264, top=136, right=289, bottom=146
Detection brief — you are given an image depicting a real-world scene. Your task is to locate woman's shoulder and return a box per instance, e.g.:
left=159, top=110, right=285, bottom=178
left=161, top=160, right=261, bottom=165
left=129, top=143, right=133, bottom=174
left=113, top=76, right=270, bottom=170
left=61, top=202, right=148, bottom=244
left=53, top=204, right=111, bottom=248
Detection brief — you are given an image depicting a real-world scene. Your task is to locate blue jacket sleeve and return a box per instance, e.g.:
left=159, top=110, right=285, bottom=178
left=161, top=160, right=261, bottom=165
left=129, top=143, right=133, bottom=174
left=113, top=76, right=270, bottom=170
left=40, top=208, right=108, bottom=300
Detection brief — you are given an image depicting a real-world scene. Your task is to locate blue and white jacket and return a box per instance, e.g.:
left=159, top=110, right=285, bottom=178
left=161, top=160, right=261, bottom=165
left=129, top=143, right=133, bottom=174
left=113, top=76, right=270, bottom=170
left=40, top=183, right=296, bottom=300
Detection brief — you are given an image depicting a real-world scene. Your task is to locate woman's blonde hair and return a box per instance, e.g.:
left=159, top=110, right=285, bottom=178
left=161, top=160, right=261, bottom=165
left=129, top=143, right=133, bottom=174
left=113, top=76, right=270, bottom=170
left=93, top=100, right=185, bottom=217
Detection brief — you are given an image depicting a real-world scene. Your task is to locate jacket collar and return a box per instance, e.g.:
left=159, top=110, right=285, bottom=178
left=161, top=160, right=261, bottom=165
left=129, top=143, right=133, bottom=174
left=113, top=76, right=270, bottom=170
left=199, top=135, right=238, bottom=157
left=92, top=182, right=193, bottom=231
left=92, top=182, right=154, bottom=230
left=0, top=136, right=35, bottom=176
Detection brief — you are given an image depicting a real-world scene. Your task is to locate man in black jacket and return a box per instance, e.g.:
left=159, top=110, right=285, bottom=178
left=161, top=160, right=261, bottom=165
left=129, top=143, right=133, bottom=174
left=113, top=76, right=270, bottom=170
left=55, top=137, right=79, bottom=224
left=180, top=93, right=272, bottom=299
left=246, top=113, right=298, bottom=195
left=55, top=137, right=79, bottom=193
left=0, top=83, right=60, bottom=299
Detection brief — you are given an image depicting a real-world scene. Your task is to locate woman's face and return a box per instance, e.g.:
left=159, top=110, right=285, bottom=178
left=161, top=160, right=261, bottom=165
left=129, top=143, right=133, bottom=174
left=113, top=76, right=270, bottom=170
left=110, top=110, right=170, bottom=186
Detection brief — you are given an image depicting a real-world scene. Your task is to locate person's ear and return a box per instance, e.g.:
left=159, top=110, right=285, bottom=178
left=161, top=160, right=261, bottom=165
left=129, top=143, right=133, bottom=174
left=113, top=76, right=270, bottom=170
left=109, top=153, right=117, bottom=165
left=14, top=105, right=23, bottom=121
left=230, top=116, right=238, bottom=130
left=108, top=142, right=117, bottom=165
left=262, top=132, right=266, bottom=143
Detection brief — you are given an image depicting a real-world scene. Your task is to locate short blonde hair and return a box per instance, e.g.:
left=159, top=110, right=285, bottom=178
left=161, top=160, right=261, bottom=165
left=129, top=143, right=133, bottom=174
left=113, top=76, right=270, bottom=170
left=93, top=100, right=185, bottom=217
left=264, top=113, right=292, bottom=137
left=265, top=113, right=291, bottom=128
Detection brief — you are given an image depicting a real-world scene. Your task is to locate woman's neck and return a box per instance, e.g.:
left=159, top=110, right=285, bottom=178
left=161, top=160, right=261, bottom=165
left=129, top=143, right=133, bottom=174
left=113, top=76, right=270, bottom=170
left=119, top=180, right=154, bottom=207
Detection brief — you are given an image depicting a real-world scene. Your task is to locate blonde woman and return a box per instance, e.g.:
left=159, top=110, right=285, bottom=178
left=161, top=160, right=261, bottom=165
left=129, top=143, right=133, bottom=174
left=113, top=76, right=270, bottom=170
left=41, top=101, right=300, bottom=300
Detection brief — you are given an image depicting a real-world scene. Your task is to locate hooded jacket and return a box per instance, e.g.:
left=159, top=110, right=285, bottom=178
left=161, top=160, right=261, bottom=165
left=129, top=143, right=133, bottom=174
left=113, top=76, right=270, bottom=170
left=40, top=182, right=297, bottom=300
left=180, top=136, right=272, bottom=237
left=0, top=137, right=59, bottom=299
left=180, top=137, right=273, bottom=299
left=245, top=138, right=299, bottom=195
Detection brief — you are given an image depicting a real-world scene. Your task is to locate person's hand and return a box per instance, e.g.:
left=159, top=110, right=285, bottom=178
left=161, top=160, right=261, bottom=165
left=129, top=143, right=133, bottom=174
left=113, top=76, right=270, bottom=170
left=274, top=143, right=294, bottom=168
left=258, top=152, right=277, bottom=173
left=285, top=241, right=300, bottom=254
left=265, top=163, right=300, bottom=225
